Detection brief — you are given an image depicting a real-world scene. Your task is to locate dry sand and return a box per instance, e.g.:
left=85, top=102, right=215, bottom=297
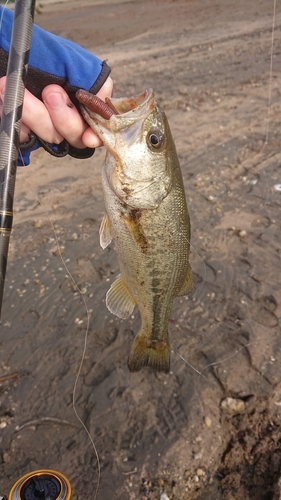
left=1, top=0, right=281, bottom=499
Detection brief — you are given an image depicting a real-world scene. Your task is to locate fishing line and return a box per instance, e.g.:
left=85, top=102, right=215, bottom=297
left=201, top=342, right=254, bottom=372
left=174, top=0, right=278, bottom=376
left=231, top=0, right=277, bottom=371
left=13, top=159, right=101, bottom=497
left=172, top=341, right=254, bottom=378
left=245, top=0, right=277, bottom=215
left=0, top=6, right=102, bottom=493
left=1, top=3, right=278, bottom=496
left=265, top=0, right=277, bottom=144
left=48, top=215, right=101, bottom=500
left=242, top=0, right=277, bottom=223
left=171, top=345, right=207, bottom=380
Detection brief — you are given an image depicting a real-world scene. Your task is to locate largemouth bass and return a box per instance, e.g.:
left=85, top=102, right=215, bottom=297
left=76, top=88, right=193, bottom=373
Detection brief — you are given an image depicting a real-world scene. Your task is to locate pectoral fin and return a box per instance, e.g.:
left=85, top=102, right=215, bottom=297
left=99, top=213, right=112, bottom=249
left=106, top=274, right=136, bottom=319
left=177, top=263, right=193, bottom=296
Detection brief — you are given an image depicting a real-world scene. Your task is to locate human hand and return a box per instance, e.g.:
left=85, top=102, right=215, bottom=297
left=0, top=75, right=113, bottom=149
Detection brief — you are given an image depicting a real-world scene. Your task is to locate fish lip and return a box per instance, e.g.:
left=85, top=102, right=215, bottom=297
left=109, top=88, right=154, bottom=115
left=78, top=88, right=155, bottom=129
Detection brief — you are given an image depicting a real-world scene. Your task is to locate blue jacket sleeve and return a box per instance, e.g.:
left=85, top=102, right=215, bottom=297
left=0, top=6, right=111, bottom=165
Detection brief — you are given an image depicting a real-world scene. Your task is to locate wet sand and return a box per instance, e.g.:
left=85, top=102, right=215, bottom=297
left=1, top=0, right=281, bottom=498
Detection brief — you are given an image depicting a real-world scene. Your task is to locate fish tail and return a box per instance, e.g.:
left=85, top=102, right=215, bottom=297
left=127, top=333, right=170, bottom=373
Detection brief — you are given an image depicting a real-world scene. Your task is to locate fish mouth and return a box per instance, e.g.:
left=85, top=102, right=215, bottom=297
left=75, top=88, right=155, bottom=132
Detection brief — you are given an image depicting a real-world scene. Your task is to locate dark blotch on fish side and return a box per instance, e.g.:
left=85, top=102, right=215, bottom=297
left=122, top=208, right=148, bottom=254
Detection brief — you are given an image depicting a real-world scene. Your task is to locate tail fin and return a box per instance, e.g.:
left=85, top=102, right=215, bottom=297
left=127, top=333, right=170, bottom=373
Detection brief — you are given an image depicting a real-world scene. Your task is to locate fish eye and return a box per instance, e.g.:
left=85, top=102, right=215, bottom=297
left=147, top=129, right=165, bottom=150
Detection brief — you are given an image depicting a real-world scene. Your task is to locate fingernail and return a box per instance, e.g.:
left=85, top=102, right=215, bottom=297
left=43, top=91, right=64, bottom=109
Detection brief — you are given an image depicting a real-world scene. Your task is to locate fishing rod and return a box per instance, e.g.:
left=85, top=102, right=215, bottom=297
left=0, top=6, right=81, bottom=497
left=0, top=0, right=35, bottom=318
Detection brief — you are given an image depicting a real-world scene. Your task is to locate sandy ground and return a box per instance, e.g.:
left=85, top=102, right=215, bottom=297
left=1, top=0, right=281, bottom=499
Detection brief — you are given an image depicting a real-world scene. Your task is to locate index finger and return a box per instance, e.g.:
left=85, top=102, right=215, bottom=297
left=0, top=76, right=63, bottom=144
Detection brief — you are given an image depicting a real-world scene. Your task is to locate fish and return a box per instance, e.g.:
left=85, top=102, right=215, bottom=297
left=76, top=88, right=193, bottom=373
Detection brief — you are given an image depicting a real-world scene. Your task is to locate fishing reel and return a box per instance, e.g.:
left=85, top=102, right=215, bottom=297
left=3, top=470, right=71, bottom=500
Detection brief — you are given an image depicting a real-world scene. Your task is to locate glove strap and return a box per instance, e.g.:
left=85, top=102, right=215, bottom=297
left=19, top=132, right=95, bottom=159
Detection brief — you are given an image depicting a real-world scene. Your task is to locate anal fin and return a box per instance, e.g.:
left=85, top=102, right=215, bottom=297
left=106, top=274, right=136, bottom=319
left=99, top=212, right=112, bottom=249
